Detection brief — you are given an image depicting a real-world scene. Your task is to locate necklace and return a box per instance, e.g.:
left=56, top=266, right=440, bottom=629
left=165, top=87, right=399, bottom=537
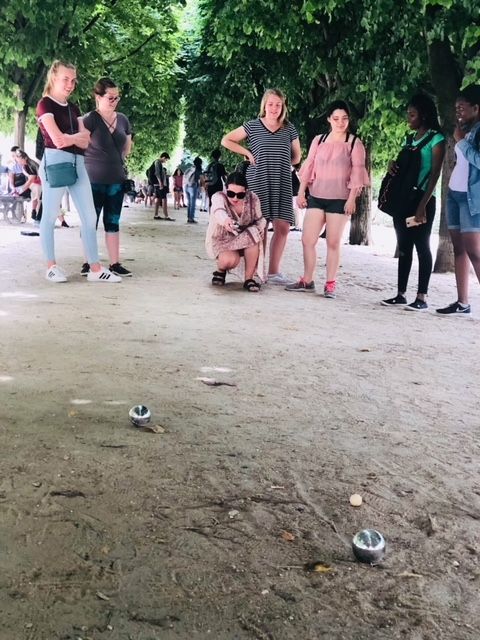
left=96, top=109, right=117, bottom=133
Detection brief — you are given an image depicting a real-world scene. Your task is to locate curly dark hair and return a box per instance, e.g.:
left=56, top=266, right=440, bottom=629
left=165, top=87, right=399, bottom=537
left=408, top=94, right=442, bottom=132
left=458, top=84, right=480, bottom=108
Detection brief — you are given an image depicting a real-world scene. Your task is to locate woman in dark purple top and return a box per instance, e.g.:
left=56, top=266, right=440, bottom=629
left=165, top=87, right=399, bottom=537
left=83, top=77, right=133, bottom=277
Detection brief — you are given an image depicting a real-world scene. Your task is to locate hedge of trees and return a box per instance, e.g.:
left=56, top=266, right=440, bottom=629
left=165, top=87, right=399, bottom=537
left=1, top=0, right=478, bottom=267
left=183, top=0, right=479, bottom=267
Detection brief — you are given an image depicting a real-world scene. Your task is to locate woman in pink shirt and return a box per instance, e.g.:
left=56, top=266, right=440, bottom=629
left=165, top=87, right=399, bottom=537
left=286, top=101, right=369, bottom=297
left=172, top=168, right=184, bottom=210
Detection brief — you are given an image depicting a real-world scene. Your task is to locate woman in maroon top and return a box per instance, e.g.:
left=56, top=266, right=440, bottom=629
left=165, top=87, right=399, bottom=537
left=36, top=60, right=121, bottom=283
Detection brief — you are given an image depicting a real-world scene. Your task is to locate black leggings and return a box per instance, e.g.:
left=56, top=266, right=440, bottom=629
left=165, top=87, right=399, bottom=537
left=393, top=197, right=435, bottom=295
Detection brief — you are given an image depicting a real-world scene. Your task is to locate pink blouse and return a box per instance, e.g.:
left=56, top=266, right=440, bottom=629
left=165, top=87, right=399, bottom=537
left=299, top=134, right=370, bottom=199
left=174, top=174, right=183, bottom=188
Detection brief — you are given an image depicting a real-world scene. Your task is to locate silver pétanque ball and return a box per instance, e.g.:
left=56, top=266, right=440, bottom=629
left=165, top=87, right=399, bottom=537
left=352, top=529, right=386, bottom=563
left=129, top=404, right=151, bottom=427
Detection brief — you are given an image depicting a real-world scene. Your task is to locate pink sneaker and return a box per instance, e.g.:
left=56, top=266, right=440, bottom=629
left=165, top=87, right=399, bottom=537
left=324, top=280, right=336, bottom=298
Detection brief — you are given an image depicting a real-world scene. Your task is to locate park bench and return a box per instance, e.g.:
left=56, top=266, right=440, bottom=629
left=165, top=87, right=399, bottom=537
left=0, top=195, right=26, bottom=223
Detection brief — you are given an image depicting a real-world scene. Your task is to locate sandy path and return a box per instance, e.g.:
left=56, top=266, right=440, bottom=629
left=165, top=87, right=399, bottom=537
left=0, top=205, right=479, bottom=640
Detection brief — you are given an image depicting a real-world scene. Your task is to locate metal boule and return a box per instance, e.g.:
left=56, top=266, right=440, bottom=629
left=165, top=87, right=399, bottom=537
left=129, top=405, right=151, bottom=427
left=352, top=529, right=386, bottom=564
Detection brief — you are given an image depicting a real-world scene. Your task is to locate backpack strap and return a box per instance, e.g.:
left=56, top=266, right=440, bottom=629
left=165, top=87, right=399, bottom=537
left=415, top=132, right=437, bottom=190
left=406, top=133, right=415, bottom=147
left=408, top=130, right=435, bottom=151
left=346, top=132, right=358, bottom=153
left=416, top=130, right=436, bottom=151
left=318, top=132, right=357, bottom=153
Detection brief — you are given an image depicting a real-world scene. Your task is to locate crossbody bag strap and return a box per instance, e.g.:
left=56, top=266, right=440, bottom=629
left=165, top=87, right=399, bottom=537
left=43, top=104, right=77, bottom=175
left=68, top=105, right=77, bottom=170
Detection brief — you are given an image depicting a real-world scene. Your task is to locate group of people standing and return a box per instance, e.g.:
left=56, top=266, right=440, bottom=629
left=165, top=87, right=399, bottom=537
left=207, top=85, right=480, bottom=312
left=213, top=89, right=369, bottom=294
left=30, top=58, right=480, bottom=310
left=379, top=85, right=480, bottom=315
left=145, top=149, right=227, bottom=224
left=35, top=60, right=133, bottom=283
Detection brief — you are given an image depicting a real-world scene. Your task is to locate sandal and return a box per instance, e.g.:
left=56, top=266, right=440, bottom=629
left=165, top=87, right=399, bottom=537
left=212, top=270, right=226, bottom=286
left=243, top=279, right=261, bottom=292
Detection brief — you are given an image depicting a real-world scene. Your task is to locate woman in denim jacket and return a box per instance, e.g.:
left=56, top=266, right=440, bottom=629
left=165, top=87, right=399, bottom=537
left=437, top=85, right=480, bottom=315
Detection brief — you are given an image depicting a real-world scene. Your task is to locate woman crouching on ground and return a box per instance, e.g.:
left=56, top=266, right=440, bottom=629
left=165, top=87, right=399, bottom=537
left=206, top=172, right=266, bottom=291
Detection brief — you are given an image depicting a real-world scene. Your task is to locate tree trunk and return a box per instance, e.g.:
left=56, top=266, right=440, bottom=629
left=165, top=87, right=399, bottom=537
left=349, top=187, right=372, bottom=245
left=434, top=135, right=455, bottom=272
left=14, top=109, right=28, bottom=149
left=13, top=83, right=28, bottom=149
left=427, top=31, right=461, bottom=273
left=349, top=147, right=372, bottom=245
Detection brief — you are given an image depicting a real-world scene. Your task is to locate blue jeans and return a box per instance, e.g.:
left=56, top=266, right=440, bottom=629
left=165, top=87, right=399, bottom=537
left=447, top=189, right=480, bottom=233
left=39, top=149, right=99, bottom=264
left=186, top=185, right=198, bottom=221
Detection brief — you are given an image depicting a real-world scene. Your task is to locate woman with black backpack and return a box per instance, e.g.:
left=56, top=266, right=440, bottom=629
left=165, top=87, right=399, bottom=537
left=381, top=94, right=445, bottom=310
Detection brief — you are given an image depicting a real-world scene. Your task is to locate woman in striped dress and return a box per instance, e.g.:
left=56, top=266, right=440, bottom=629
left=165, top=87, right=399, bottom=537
left=222, top=89, right=301, bottom=284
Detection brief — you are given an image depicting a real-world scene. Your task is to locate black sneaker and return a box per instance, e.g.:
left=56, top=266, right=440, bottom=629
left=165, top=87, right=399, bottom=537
left=381, top=294, right=407, bottom=306
left=80, top=262, right=90, bottom=276
left=405, top=298, right=428, bottom=311
left=436, top=301, right=471, bottom=316
left=110, top=262, right=132, bottom=277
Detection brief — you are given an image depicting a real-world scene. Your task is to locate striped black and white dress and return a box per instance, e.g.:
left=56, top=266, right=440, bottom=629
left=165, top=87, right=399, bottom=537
left=244, top=118, right=299, bottom=224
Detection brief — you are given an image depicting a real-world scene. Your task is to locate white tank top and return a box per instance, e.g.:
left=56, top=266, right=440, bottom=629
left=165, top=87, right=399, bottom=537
left=449, top=143, right=469, bottom=192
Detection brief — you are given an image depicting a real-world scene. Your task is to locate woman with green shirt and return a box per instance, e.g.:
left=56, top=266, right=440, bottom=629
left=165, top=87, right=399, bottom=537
left=381, top=94, right=445, bottom=311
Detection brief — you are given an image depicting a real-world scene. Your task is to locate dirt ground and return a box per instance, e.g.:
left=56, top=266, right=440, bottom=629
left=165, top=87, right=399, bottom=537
left=1, top=202, right=479, bottom=640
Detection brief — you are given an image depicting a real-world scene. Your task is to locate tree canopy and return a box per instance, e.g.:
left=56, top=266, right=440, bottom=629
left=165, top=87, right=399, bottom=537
left=1, top=0, right=478, bottom=258
left=0, top=0, right=185, bottom=171
left=182, top=0, right=479, bottom=258
left=183, top=0, right=479, bottom=162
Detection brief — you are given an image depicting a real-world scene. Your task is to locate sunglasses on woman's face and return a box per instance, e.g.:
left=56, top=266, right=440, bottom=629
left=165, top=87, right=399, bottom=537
left=226, top=190, right=246, bottom=199
left=105, top=95, right=120, bottom=102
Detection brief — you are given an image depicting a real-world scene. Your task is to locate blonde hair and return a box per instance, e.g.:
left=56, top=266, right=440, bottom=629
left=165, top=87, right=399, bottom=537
left=259, top=88, right=288, bottom=125
left=43, top=60, right=77, bottom=96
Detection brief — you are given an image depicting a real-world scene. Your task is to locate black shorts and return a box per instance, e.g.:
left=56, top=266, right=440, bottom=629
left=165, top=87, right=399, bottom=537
left=307, top=195, right=347, bottom=214
left=154, top=186, right=168, bottom=199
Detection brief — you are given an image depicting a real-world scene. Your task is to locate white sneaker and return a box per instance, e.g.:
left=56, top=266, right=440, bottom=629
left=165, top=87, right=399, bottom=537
left=87, top=266, right=122, bottom=283
left=46, top=265, right=68, bottom=283
left=267, top=272, right=290, bottom=285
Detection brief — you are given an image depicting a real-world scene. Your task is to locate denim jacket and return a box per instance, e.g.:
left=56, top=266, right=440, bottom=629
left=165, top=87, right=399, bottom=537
left=457, top=121, right=480, bottom=215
